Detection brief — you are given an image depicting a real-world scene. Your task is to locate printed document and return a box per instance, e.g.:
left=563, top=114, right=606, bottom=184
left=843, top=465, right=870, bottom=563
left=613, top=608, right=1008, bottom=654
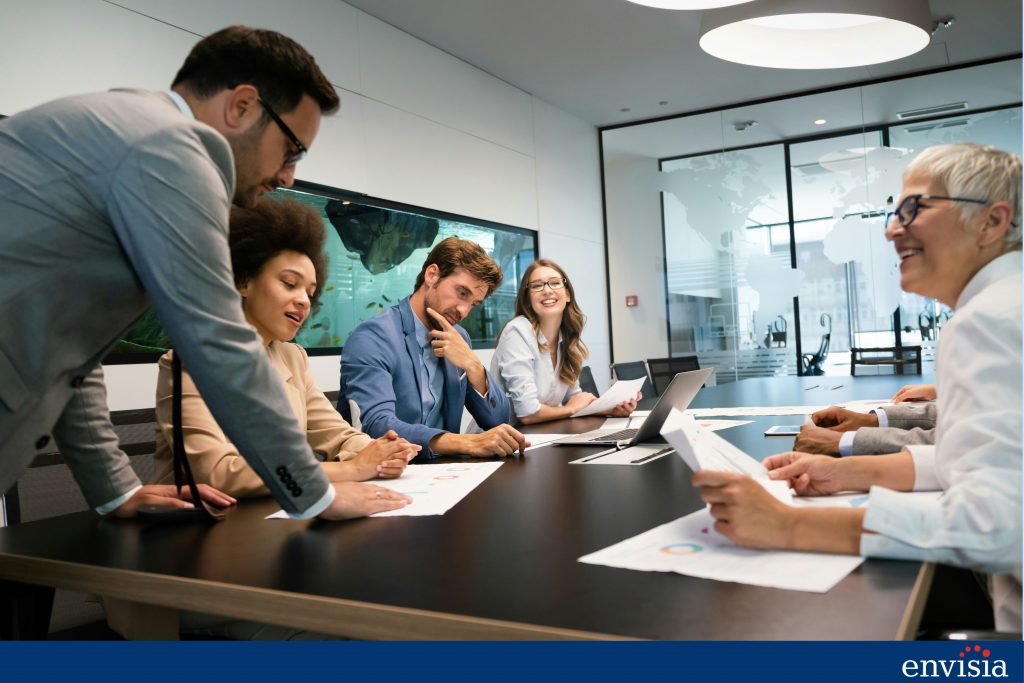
left=661, top=409, right=791, bottom=503
left=579, top=507, right=864, bottom=593
left=267, top=462, right=503, bottom=519
left=685, top=399, right=892, bottom=418
left=686, top=405, right=828, bottom=417
left=572, top=378, right=646, bottom=417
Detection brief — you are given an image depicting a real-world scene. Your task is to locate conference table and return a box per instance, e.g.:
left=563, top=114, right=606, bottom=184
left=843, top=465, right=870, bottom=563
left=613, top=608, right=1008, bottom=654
left=0, top=374, right=935, bottom=640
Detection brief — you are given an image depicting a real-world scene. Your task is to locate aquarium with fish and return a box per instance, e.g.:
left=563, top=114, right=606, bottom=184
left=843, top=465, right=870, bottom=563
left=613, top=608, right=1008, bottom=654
left=107, top=182, right=537, bottom=361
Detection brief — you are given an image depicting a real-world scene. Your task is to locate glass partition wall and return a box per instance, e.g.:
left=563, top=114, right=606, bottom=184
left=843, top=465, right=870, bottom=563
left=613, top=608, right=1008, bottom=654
left=603, top=59, right=1022, bottom=383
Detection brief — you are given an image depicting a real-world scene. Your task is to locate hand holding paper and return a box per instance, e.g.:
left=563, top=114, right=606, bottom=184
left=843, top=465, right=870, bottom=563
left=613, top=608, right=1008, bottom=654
left=660, top=408, right=791, bottom=505
left=571, top=377, right=645, bottom=417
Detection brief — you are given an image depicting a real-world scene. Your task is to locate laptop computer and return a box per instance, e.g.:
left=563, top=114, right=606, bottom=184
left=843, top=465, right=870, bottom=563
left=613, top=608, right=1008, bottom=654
left=554, top=367, right=713, bottom=447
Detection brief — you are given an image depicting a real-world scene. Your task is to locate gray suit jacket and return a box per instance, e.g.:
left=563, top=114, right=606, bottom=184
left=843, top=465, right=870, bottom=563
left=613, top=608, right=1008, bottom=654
left=852, top=402, right=937, bottom=455
left=0, top=90, right=328, bottom=513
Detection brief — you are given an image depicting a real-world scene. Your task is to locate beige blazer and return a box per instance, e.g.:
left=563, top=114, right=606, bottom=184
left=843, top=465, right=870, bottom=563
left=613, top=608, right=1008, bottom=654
left=152, top=342, right=371, bottom=497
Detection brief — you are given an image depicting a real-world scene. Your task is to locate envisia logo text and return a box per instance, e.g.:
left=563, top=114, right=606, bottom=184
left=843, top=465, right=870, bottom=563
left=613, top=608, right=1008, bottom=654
left=903, top=645, right=1008, bottom=679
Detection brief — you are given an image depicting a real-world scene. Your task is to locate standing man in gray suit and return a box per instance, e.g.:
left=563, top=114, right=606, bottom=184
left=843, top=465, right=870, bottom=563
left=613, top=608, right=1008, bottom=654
left=0, top=26, right=408, bottom=520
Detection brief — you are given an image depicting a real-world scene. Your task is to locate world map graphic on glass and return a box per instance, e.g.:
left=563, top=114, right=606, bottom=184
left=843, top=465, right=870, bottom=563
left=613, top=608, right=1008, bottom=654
left=108, top=183, right=536, bottom=361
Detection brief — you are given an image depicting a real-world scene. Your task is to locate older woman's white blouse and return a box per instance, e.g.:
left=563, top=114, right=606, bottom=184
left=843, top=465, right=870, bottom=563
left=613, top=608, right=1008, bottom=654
left=860, top=252, right=1022, bottom=631
left=491, top=316, right=581, bottom=421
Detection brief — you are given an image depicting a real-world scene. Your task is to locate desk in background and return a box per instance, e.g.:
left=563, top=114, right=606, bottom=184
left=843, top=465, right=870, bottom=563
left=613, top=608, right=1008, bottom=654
left=0, top=375, right=933, bottom=640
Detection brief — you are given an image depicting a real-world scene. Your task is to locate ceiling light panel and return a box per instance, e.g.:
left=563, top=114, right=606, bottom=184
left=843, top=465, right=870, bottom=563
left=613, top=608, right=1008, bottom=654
left=699, top=0, right=933, bottom=69
left=625, top=0, right=754, bottom=8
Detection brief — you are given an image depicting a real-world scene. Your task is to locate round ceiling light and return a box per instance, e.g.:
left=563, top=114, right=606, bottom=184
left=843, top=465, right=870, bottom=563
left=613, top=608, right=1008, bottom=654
left=699, top=0, right=932, bottom=69
left=625, top=1, right=755, bottom=9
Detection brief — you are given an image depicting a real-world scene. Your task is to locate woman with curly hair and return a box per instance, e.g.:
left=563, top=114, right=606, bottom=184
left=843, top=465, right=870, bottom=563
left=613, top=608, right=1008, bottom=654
left=491, top=259, right=638, bottom=424
left=150, top=197, right=419, bottom=497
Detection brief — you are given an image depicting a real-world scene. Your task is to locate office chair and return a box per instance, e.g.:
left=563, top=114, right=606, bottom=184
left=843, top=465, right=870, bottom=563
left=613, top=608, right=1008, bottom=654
left=646, top=355, right=701, bottom=396
left=2, top=418, right=158, bottom=639
left=609, top=360, right=655, bottom=401
left=801, top=313, right=831, bottom=376
left=762, top=315, right=787, bottom=348
left=577, top=366, right=600, bottom=396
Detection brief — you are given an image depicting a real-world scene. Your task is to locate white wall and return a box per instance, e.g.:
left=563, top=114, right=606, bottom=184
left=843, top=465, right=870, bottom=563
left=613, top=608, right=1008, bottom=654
left=0, top=0, right=609, bottom=409
left=602, top=152, right=669, bottom=365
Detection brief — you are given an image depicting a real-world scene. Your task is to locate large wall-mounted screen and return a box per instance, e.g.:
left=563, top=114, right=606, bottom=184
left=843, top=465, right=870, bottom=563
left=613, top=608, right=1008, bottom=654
left=107, top=182, right=537, bottom=362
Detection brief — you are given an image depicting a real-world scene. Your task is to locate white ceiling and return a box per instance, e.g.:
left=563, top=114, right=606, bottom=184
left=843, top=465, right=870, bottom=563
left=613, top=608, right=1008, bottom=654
left=345, top=0, right=1022, bottom=128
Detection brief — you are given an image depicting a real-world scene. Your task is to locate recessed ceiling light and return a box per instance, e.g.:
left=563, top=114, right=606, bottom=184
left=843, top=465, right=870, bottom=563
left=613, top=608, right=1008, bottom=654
left=625, top=0, right=754, bottom=9
left=814, top=119, right=827, bottom=125
left=699, top=0, right=932, bottom=69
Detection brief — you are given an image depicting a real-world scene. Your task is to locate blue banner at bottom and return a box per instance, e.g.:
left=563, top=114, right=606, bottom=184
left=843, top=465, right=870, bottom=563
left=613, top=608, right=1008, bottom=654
left=3, top=641, right=1022, bottom=683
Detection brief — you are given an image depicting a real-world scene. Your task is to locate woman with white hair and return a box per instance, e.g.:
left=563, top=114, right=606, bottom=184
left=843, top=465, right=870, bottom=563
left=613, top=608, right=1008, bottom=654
left=692, top=142, right=1022, bottom=630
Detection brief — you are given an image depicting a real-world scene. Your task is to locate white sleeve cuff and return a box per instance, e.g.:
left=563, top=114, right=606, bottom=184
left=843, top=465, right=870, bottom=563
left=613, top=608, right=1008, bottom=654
left=839, top=431, right=856, bottom=456
left=872, top=408, right=889, bottom=428
left=95, top=485, right=143, bottom=515
left=906, top=444, right=940, bottom=491
left=861, top=485, right=934, bottom=555
left=286, top=483, right=336, bottom=520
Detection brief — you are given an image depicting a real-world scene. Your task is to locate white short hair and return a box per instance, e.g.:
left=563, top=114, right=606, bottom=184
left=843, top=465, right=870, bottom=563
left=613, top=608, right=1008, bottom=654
left=904, top=142, right=1022, bottom=248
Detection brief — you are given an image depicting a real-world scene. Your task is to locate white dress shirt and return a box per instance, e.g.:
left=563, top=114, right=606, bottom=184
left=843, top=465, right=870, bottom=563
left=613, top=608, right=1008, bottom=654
left=860, top=252, right=1022, bottom=631
left=491, top=316, right=581, bottom=421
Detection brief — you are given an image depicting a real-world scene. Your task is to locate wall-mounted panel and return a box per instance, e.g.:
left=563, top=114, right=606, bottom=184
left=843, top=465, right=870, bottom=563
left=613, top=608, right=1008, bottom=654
left=532, top=96, right=603, bottom=244
left=356, top=12, right=534, bottom=156
left=0, top=0, right=195, bottom=114
left=361, top=98, right=537, bottom=231
left=114, top=0, right=362, bottom=92
left=299, top=87, right=370, bottom=192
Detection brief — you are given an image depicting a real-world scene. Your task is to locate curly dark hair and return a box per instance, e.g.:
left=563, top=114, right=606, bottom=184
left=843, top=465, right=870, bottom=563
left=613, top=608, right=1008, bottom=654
left=413, top=236, right=503, bottom=296
left=172, top=26, right=339, bottom=117
left=229, top=197, right=328, bottom=307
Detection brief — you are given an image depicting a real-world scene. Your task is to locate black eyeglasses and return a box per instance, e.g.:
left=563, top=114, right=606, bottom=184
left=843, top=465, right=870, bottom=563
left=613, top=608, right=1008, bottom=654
left=887, top=194, right=990, bottom=228
left=526, top=277, right=566, bottom=293
left=258, top=95, right=308, bottom=167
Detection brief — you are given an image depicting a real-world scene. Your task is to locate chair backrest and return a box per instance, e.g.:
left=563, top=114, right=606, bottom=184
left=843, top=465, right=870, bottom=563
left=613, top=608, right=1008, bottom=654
left=850, top=345, right=923, bottom=376
left=578, top=366, right=600, bottom=396
left=5, top=410, right=158, bottom=634
left=610, top=361, right=656, bottom=400
left=646, top=356, right=701, bottom=396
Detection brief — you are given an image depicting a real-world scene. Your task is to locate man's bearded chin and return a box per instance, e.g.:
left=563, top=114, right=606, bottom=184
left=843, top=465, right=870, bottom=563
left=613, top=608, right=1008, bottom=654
left=425, top=290, right=458, bottom=331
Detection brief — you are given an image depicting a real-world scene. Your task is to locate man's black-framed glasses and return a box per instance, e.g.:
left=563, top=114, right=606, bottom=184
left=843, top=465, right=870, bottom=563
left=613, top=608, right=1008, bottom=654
left=526, top=277, right=566, bottom=293
left=258, top=95, right=307, bottom=167
left=886, top=194, right=990, bottom=228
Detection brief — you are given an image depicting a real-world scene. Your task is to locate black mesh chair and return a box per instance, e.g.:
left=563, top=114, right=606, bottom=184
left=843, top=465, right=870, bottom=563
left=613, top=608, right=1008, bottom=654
left=802, top=313, right=831, bottom=376
left=578, top=366, right=600, bottom=396
left=646, top=356, right=701, bottom=396
left=610, top=361, right=655, bottom=400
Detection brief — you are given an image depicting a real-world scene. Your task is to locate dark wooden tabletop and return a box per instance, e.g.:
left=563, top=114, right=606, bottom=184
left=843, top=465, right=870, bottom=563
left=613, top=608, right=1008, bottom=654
left=0, top=374, right=934, bottom=640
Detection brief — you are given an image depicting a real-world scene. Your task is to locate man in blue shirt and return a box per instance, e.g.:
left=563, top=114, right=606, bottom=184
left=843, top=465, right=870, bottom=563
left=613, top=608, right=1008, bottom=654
left=339, top=237, right=527, bottom=459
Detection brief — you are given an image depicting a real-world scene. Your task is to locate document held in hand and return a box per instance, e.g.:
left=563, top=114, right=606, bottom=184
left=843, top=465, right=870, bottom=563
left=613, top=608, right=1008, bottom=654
left=660, top=408, right=791, bottom=504
left=571, top=377, right=646, bottom=417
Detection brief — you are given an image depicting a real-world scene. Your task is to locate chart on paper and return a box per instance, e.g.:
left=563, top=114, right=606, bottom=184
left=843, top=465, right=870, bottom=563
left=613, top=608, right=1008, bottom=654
left=266, top=462, right=504, bottom=519
left=369, top=462, right=504, bottom=516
